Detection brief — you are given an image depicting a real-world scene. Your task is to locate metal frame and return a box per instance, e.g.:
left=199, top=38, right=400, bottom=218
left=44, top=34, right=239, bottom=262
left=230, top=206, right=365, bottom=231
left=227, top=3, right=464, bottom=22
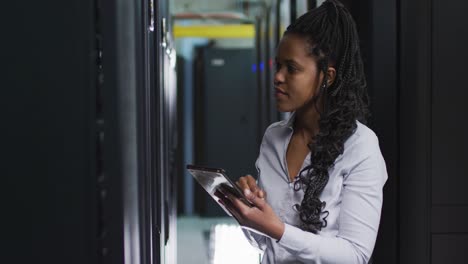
left=399, top=0, right=432, bottom=263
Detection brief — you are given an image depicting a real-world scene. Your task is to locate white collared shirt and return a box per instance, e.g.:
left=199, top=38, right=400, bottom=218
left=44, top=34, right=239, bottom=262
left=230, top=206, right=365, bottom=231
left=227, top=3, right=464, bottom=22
left=243, top=113, right=388, bottom=264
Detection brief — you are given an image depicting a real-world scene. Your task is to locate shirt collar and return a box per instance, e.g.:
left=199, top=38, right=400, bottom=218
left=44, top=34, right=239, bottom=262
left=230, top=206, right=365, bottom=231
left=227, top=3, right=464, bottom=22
left=281, top=112, right=296, bottom=130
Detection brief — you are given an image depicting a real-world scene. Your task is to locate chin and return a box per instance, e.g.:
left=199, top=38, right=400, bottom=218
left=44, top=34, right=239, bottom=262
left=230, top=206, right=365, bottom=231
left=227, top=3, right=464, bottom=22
left=276, top=102, right=294, bottom=113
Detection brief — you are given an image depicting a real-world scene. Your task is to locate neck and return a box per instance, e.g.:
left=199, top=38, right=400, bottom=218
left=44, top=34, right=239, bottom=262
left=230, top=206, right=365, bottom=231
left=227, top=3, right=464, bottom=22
left=293, top=106, right=320, bottom=144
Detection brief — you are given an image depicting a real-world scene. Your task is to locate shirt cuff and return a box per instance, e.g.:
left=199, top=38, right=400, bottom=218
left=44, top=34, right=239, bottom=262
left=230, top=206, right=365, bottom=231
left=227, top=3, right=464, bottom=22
left=277, top=223, right=322, bottom=255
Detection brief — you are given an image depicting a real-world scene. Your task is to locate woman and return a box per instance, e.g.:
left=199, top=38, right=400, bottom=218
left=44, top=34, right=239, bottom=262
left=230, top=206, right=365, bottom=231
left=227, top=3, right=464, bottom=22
left=218, top=0, right=388, bottom=263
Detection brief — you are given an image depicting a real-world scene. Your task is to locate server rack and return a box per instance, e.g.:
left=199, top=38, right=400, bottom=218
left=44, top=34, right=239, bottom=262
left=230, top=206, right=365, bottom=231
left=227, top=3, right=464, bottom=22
left=2, top=1, right=99, bottom=263
left=3, top=0, right=177, bottom=263
left=101, top=0, right=177, bottom=263
left=193, top=47, right=258, bottom=216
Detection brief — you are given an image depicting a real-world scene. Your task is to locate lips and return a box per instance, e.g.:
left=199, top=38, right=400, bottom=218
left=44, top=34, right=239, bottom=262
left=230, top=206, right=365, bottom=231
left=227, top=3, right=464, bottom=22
left=275, top=88, right=288, bottom=97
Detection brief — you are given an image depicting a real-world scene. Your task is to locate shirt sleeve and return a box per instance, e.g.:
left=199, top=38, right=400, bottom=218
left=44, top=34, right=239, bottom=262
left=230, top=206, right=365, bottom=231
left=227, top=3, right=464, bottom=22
left=241, top=138, right=269, bottom=252
left=277, top=140, right=388, bottom=264
left=241, top=228, right=268, bottom=251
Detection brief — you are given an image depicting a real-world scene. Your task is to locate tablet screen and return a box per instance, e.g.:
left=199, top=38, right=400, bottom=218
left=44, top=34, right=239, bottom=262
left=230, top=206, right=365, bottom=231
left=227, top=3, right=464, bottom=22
left=186, top=165, right=253, bottom=217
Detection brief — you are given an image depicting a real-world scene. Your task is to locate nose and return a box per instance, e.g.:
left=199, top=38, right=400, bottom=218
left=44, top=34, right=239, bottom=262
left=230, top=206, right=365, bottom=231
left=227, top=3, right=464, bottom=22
left=273, top=68, right=285, bottom=86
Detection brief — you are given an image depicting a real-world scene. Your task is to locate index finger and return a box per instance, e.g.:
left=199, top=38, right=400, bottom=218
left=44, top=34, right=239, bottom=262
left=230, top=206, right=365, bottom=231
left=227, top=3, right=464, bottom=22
left=245, top=175, right=259, bottom=192
left=237, top=175, right=259, bottom=192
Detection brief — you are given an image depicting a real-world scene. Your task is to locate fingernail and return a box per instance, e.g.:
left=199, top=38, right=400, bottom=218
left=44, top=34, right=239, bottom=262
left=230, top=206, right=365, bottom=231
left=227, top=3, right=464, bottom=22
left=244, top=189, right=251, bottom=196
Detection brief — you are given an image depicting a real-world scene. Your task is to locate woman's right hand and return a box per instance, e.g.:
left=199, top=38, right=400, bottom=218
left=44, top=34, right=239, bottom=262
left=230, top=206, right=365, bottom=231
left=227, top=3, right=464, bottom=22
left=236, top=175, right=266, bottom=199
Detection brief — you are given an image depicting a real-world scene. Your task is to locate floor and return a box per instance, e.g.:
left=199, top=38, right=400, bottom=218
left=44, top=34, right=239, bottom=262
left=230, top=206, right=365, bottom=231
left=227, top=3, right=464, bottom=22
left=177, top=216, right=263, bottom=264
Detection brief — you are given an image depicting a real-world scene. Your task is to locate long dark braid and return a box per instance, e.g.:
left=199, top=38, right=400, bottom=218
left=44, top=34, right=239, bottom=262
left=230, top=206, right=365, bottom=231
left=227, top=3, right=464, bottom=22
left=287, top=0, right=369, bottom=233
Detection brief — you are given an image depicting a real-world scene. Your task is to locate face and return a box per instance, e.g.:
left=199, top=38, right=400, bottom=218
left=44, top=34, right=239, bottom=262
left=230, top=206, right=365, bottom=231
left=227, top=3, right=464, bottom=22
left=274, top=33, right=323, bottom=112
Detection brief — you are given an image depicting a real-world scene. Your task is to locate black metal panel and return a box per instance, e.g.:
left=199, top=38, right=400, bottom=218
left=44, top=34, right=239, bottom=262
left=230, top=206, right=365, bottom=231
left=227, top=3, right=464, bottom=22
left=429, top=0, right=468, bottom=261
left=431, top=206, right=468, bottom=234
left=2, top=0, right=175, bottom=263
left=432, top=234, right=468, bottom=263
left=101, top=0, right=148, bottom=263
left=266, top=2, right=282, bottom=126
left=255, top=17, right=267, bottom=145
left=176, top=55, right=186, bottom=215
left=290, top=0, right=297, bottom=21
left=399, top=0, right=432, bottom=263
left=154, top=0, right=178, bottom=262
left=336, top=1, right=399, bottom=263
left=137, top=0, right=159, bottom=263
left=365, top=0, right=399, bottom=263
left=431, top=0, right=468, bottom=205
left=399, top=0, right=468, bottom=262
left=154, top=1, right=164, bottom=263
left=1, top=1, right=97, bottom=264
left=194, top=47, right=259, bottom=216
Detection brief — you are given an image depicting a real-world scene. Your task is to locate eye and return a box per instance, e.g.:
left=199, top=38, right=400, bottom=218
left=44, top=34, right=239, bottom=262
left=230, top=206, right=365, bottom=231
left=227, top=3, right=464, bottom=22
left=287, top=64, right=298, bottom=73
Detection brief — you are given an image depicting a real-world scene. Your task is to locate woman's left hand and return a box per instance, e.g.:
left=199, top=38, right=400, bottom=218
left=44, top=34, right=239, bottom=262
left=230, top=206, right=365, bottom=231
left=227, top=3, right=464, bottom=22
left=218, top=189, right=285, bottom=240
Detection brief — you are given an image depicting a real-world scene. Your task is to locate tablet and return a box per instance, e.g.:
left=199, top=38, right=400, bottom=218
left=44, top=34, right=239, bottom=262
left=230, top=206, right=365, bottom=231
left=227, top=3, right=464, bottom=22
left=187, top=164, right=271, bottom=238
left=186, top=164, right=254, bottom=217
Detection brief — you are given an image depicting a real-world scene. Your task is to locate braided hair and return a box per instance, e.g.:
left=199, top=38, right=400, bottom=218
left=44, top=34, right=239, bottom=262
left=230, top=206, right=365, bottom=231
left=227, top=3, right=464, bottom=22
left=286, top=0, right=369, bottom=233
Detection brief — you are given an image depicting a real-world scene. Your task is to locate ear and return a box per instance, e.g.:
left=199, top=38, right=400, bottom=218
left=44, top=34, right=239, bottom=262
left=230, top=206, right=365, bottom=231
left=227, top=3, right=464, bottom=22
left=326, top=67, right=336, bottom=87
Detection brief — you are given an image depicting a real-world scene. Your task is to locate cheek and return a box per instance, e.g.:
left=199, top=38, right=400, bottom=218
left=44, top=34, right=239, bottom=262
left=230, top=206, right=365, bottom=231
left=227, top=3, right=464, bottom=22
left=290, top=74, right=318, bottom=98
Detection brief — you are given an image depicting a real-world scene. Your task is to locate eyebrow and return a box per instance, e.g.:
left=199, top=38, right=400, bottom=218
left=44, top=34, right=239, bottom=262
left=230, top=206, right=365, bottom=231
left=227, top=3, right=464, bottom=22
left=277, top=58, right=304, bottom=71
left=275, top=57, right=302, bottom=66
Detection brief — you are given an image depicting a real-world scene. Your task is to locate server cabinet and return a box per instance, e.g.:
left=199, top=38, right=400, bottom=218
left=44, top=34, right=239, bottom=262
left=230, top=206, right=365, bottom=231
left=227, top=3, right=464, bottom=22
left=2, top=0, right=177, bottom=263
left=344, top=1, right=399, bottom=263
left=155, top=0, right=178, bottom=262
left=400, top=0, right=468, bottom=263
left=2, top=1, right=98, bottom=264
left=194, top=47, right=259, bottom=216
left=102, top=0, right=178, bottom=263
left=101, top=0, right=177, bottom=262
